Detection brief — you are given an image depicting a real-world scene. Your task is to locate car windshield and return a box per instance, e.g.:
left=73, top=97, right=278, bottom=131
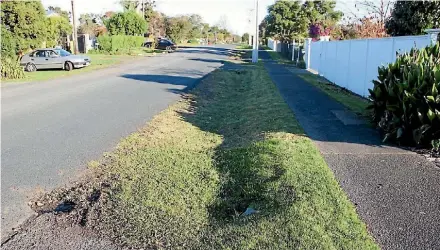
left=55, top=49, right=71, bottom=57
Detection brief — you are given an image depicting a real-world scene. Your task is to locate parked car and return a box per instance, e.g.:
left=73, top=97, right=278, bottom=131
left=20, top=48, right=91, bottom=72
left=144, top=38, right=177, bottom=52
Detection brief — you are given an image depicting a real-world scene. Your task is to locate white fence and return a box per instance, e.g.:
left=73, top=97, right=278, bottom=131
left=267, top=38, right=282, bottom=52
left=305, top=34, right=436, bottom=97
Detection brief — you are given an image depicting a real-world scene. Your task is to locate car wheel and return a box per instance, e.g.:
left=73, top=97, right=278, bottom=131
left=25, top=63, right=37, bottom=72
left=64, top=61, right=73, bottom=71
left=145, top=44, right=151, bottom=49
left=166, top=46, right=172, bottom=53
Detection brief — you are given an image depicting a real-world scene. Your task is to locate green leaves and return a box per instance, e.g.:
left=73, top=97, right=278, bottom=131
left=368, top=42, right=440, bottom=146
left=107, top=11, right=147, bottom=36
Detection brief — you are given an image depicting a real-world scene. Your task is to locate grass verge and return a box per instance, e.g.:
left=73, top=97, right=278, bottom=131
left=2, top=54, right=142, bottom=84
left=267, top=51, right=295, bottom=65
left=299, top=73, right=371, bottom=118
left=42, top=62, right=379, bottom=249
left=236, top=44, right=253, bottom=49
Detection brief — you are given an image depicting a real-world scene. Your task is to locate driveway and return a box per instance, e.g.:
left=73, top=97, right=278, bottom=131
left=1, top=47, right=232, bottom=238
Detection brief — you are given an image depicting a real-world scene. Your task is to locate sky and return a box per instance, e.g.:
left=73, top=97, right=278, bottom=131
left=41, top=0, right=358, bottom=35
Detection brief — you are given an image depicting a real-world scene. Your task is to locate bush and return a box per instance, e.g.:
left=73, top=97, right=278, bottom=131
left=106, top=11, right=147, bottom=36
left=97, top=35, right=144, bottom=53
left=369, top=42, right=440, bottom=146
left=1, top=26, right=17, bottom=58
left=1, top=57, right=25, bottom=80
left=297, top=60, right=306, bottom=69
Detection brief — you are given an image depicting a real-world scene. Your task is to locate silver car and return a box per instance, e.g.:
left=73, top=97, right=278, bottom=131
left=20, top=48, right=91, bottom=72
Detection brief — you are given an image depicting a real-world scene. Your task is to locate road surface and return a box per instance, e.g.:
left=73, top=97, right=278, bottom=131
left=1, top=46, right=234, bottom=238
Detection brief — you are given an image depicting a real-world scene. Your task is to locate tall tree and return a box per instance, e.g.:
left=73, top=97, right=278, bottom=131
left=78, top=13, right=100, bottom=35
left=216, top=15, right=230, bottom=30
left=46, top=15, right=72, bottom=47
left=1, top=1, right=47, bottom=51
left=385, top=1, right=440, bottom=36
left=107, top=11, right=147, bottom=36
left=148, top=11, right=166, bottom=37
left=265, top=0, right=309, bottom=41
left=47, top=6, right=70, bottom=20
left=242, top=33, right=250, bottom=43
left=165, top=15, right=192, bottom=42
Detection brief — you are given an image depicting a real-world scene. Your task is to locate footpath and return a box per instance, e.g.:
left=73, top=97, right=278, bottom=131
left=260, top=51, right=440, bottom=250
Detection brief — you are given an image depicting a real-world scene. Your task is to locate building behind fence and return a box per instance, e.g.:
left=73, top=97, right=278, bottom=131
left=304, top=30, right=440, bottom=97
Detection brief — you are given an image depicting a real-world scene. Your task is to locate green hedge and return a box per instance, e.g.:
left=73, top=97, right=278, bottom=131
left=369, top=42, right=440, bottom=146
left=97, top=35, right=144, bottom=53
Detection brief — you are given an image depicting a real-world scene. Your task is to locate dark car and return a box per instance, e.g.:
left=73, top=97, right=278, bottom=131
left=144, top=38, right=177, bottom=52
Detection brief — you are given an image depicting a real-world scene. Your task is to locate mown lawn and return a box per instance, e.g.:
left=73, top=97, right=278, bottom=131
left=89, top=62, right=378, bottom=249
left=299, top=73, right=371, bottom=118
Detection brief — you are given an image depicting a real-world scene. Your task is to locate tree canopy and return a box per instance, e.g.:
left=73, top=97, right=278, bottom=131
left=106, top=11, right=147, bottom=36
left=1, top=1, right=47, bottom=51
left=262, top=0, right=342, bottom=41
left=385, top=1, right=440, bottom=36
left=46, top=15, right=72, bottom=47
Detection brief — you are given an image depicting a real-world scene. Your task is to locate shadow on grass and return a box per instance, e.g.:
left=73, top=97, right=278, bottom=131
left=175, top=62, right=305, bottom=242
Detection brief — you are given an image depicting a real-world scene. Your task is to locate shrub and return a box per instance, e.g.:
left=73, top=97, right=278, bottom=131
left=1, top=57, right=25, bottom=80
left=106, top=11, right=147, bottom=36
left=297, top=60, right=306, bottom=69
left=1, top=26, right=17, bottom=58
left=369, top=42, right=440, bottom=146
left=97, top=35, right=144, bottom=53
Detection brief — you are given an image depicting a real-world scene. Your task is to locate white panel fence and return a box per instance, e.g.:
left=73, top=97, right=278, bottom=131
left=267, top=38, right=282, bottom=52
left=304, top=31, right=439, bottom=97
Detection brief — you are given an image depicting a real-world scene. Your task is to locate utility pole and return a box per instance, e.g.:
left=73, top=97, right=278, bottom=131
left=251, top=0, right=259, bottom=63
left=71, top=0, right=79, bottom=54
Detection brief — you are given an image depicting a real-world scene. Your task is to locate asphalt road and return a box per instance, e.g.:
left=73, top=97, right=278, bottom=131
left=1, top=46, right=234, bottom=238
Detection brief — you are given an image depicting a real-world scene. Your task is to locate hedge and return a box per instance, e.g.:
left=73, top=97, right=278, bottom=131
left=97, top=35, right=144, bottom=53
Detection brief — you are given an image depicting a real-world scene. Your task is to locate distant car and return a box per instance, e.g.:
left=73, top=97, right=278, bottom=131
left=20, top=48, right=91, bottom=72
left=144, top=38, right=177, bottom=52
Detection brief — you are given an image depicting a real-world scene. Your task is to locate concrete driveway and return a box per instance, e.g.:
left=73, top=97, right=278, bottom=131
left=1, top=47, right=233, bottom=238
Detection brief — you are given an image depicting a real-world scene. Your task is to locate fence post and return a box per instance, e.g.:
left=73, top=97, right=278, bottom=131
left=291, top=40, right=295, bottom=61
left=305, top=38, right=312, bottom=70
left=425, top=29, right=440, bottom=45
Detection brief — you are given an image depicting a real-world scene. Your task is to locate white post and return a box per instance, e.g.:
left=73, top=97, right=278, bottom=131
left=291, top=40, right=295, bottom=61
left=251, top=0, right=259, bottom=63
left=305, top=38, right=312, bottom=69
left=425, top=29, right=440, bottom=45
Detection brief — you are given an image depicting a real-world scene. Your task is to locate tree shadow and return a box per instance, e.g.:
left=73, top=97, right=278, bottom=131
left=175, top=62, right=303, bottom=236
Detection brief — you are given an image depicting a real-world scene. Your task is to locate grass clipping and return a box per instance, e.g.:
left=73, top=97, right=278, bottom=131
left=43, top=63, right=378, bottom=249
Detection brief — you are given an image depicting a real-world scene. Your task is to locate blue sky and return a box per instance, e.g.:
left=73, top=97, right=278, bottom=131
left=41, top=0, right=359, bottom=35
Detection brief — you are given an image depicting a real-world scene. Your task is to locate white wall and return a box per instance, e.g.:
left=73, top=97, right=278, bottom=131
left=306, top=35, right=433, bottom=97
left=267, top=38, right=282, bottom=52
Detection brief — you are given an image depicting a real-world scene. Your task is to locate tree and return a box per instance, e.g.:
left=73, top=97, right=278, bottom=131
left=385, top=1, right=440, bottom=36
left=120, top=0, right=139, bottom=11
left=242, top=33, right=249, bottom=43
left=78, top=13, right=100, bottom=35
left=265, top=0, right=309, bottom=41
left=1, top=1, right=47, bottom=52
left=46, top=15, right=72, bottom=47
left=355, top=0, right=393, bottom=24
left=188, top=14, right=203, bottom=39
left=106, top=11, right=147, bottom=36
left=216, top=15, right=230, bottom=30
left=165, top=15, right=192, bottom=42
left=148, top=11, right=166, bottom=37
left=47, top=6, right=70, bottom=20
